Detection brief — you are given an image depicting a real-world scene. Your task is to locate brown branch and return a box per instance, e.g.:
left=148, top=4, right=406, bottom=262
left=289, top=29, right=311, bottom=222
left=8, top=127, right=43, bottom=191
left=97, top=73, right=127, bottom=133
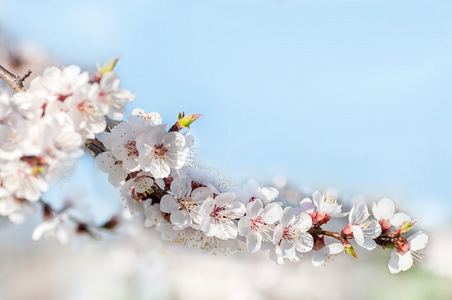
left=308, top=227, right=341, bottom=240
left=84, top=138, right=107, bottom=156
left=0, top=64, right=31, bottom=92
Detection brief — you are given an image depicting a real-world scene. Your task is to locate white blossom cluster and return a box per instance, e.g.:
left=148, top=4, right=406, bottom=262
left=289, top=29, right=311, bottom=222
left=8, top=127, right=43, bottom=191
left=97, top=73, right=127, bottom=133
left=0, top=64, right=134, bottom=223
left=0, top=62, right=428, bottom=274
left=97, top=127, right=428, bottom=273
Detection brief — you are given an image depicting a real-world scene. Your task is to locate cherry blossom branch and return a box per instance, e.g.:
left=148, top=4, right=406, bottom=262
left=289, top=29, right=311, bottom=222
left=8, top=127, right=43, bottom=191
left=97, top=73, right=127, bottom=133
left=0, top=63, right=31, bottom=92
left=85, top=138, right=107, bottom=156
left=308, top=227, right=341, bottom=240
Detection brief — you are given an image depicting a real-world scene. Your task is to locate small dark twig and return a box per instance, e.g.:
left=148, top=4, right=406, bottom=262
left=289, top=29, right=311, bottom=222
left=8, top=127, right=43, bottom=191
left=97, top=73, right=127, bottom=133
left=20, top=69, right=32, bottom=82
left=0, top=64, right=31, bottom=92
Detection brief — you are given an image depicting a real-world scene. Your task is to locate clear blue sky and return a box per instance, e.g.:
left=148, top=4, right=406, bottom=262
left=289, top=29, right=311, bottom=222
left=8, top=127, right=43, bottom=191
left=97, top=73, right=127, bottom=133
left=1, top=0, right=451, bottom=227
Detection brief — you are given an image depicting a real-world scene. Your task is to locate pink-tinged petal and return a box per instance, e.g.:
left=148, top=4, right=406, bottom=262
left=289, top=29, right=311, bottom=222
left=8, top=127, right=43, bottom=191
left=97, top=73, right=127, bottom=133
left=325, top=243, right=344, bottom=255
left=377, top=198, right=395, bottom=220
left=247, top=199, right=264, bottom=219
left=390, top=212, right=411, bottom=228
left=294, top=213, right=312, bottom=232
left=299, top=198, right=315, bottom=213
left=408, top=231, right=428, bottom=251
left=312, top=250, right=327, bottom=267
left=262, top=187, right=279, bottom=202
left=398, top=251, right=414, bottom=271
left=160, top=195, right=179, bottom=213
left=170, top=210, right=192, bottom=229
left=246, top=233, right=262, bottom=253
left=388, top=250, right=402, bottom=274
left=262, top=203, right=283, bottom=224
left=238, top=217, right=251, bottom=236
left=281, top=207, right=296, bottom=227
left=280, top=239, right=296, bottom=259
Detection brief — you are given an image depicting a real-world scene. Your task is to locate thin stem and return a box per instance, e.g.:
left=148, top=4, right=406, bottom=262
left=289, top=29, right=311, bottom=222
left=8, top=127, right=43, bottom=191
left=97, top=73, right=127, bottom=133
left=0, top=64, right=31, bottom=92
left=308, top=227, right=341, bottom=240
left=85, top=139, right=107, bottom=156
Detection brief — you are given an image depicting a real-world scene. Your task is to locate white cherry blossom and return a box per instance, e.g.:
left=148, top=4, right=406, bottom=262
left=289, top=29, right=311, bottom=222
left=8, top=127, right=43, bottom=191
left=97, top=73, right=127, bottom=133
left=199, top=192, right=245, bottom=240
left=311, top=236, right=344, bottom=267
left=238, top=199, right=282, bottom=253
left=372, top=198, right=411, bottom=234
left=236, top=177, right=279, bottom=205
left=388, top=231, right=428, bottom=274
left=136, top=124, right=187, bottom=178
left=272, top=207, right=313, bottom=264
left=347, top=203, right=381, bottom=250
left=160, top=178, right=212, bottom=230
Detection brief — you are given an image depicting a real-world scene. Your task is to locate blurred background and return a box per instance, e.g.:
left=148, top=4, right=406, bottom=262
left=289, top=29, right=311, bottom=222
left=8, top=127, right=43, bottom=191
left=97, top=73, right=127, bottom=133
left=0, top=0, right=451, bottom=299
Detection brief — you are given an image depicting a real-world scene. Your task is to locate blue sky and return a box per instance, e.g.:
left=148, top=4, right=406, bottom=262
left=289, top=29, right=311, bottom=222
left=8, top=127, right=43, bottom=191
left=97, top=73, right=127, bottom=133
left=1, top=0, right=451, bottom=227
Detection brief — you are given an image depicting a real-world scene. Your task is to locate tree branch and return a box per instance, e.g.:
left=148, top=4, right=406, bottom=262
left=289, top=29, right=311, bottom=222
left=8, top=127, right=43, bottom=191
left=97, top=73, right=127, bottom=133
left=308, top=227, right=341, bottom=240
left=0, top=64, right=31, bottom=92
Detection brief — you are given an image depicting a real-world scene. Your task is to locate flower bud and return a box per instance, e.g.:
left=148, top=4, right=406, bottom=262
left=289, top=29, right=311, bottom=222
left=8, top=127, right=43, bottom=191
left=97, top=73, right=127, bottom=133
left=399, top=220, right=417, bottom=234
left=178, top=112, right=202, bottom=128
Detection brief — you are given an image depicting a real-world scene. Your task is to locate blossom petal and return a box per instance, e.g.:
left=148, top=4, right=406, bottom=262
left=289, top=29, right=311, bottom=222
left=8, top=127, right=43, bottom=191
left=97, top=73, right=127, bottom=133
left=246, top=233, right=262, bottom=253
left=247, top=199, right=263, bottom=219
left=312, top=250, right=327, bottom=267
left=261, top=203, right=283, bottom=224
left=408, top=231, right=428, bottom=251
left=280, top=239, right=296, bottom=259
left=281, top=207, right=296, bottom=227
left=262, top=187, right=279, bottom=202
left=294, top=213, right=312, bottom=232
left=388, top=250, right=401, bottom=274
left=160, top=195, right=179, bottom=213
left=377, top=198, right=395, bottom=220
left=170, top=210, right=192, bottom=229
left=299, top=198, right=314, bottom=213
left=325, top=243, right=344, bottom=255
left=294, top=233, right=313, bottom=253
left=358, top=235, right=377, bottom=250
left=390, top=212, right=411, bottom=228
left=399, top=251, right=414, bottom=271
left=238, top=217, right=251, bottom=236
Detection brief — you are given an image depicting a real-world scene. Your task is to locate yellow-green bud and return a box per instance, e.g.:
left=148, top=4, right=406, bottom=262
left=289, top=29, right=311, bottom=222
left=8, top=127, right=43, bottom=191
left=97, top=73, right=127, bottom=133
left=178, top=112, right=202, bottom=128
left=99, top=57, right=120, bottom=75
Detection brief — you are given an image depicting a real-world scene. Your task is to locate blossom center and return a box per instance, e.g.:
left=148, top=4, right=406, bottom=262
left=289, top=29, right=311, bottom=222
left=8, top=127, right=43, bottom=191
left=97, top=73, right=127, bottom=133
left=125, top=140, right=139, bottom=156
left=282, top=225, right=301, bottom=240
left=210, top=205, right=229, bottom=220
left=178, top=197, right=196, bottom=212
left=152, top=143, right=167, bottom=159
